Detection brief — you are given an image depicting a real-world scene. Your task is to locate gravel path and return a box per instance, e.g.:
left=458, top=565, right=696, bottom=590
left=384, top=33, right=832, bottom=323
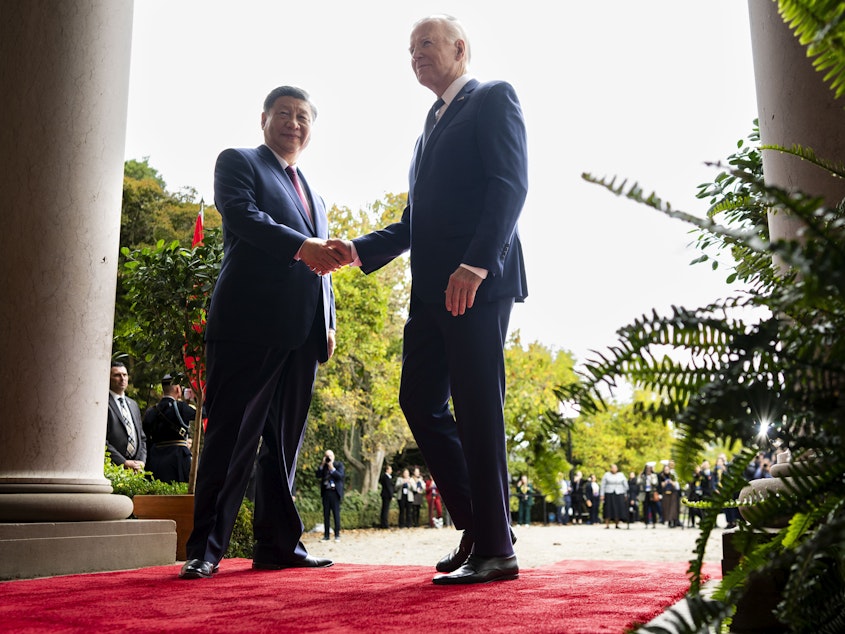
left=303, top=520, right=725, bottom=570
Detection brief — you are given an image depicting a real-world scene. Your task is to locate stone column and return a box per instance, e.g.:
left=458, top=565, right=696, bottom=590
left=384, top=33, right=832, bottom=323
left=749, top=0, right=845, bottom=229
left=0, top=1, right=175, bottom=579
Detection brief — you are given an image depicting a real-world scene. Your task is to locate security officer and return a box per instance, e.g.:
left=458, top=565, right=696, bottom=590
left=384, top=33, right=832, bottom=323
left=142, top=373, right=196, bottom=482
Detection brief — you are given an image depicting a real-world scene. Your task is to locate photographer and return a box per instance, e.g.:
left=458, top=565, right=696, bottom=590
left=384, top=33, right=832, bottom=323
left=316, top=450, right=344, bottom=541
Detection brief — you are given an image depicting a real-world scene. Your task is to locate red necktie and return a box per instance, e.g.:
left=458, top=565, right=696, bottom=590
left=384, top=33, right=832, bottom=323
left=285, top=165, right=312, bottom=222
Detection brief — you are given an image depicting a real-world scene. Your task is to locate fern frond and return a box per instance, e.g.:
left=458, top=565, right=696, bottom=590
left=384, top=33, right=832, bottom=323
left=761, top=143, right=845, bottom=180
left=777, top=0, right=845, bottom=98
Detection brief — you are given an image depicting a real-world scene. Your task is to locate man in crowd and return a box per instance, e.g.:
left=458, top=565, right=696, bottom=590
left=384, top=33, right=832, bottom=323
left=379, top=464, right=395, bottom=529
left=105, top=360, right=146, bottom=472
left=316, top=449, right=344, bottom=541
left=142, top=373, right=196, bottom=483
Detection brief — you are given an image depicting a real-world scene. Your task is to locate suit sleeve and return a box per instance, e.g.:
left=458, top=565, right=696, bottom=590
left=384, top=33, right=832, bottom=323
left=132, top=401, right=148, bottom=463
left=105, top=414, right=126, bottom=466
left=462, top=82, right=528, bottom=277
left=351, top=204, right=411, bottom=274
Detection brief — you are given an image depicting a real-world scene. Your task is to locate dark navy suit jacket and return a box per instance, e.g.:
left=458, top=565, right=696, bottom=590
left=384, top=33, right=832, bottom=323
left=353, top=79, right=528, bottom=305
left=207, top=145, right=335, bottom=359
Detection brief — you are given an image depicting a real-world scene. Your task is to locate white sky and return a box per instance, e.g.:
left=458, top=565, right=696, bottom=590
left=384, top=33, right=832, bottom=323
left=125, top=0, right=760, bottom=365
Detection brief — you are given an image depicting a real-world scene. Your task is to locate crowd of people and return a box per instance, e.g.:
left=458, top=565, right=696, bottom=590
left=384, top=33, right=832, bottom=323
left=379, top=464, right=449, bottom=530
left=514, top=453, right=779, bottom=530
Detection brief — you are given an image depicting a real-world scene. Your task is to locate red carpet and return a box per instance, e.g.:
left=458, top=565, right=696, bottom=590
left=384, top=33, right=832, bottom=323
left=0, top=559, right=717, bottom=633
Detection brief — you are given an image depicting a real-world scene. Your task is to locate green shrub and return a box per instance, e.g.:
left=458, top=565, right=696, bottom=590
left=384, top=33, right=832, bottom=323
left=104, top=453, right=187, bottom=498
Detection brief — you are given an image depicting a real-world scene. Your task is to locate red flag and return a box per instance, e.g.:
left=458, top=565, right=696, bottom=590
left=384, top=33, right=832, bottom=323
left=192, top=201, right=204, bottom=247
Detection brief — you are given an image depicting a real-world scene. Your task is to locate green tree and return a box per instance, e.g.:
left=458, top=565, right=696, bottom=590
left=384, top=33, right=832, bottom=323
left=120, top=158, right=220, bottom=251
left=571, top=392, right=674, bottom=480
left=504, top=334, right=579, bottom=499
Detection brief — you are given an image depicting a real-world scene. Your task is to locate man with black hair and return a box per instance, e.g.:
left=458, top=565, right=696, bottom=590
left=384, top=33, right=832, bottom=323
left=179, top=85, right=341, bottom=580
left=106, top=360, right=146, bottom=472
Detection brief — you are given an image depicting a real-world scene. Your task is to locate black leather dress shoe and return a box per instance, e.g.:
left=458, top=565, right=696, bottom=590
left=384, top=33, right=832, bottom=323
left=435, top=528, right=518, bottom=573
left=179, top=559, right=218, bottom=579
left=432, top=554, right=519, bottom=585
left=252, top=555, right=333, bottom=570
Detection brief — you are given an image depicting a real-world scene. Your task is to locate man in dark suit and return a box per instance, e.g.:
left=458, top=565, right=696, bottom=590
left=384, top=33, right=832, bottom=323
left=315, top=449, right=344, bottom=541
left=106, top=360, right=146, bottom=472
left=332, top=15, right=527, bottom=584
left=180, top=85, right=344, bottom=579
left=379, top=464, right=395, bottom=528
left=142, top=373, right=196, bottom=483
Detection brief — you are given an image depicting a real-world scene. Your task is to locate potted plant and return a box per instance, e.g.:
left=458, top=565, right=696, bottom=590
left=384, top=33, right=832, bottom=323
left=555, top=2, right=845, bottom=630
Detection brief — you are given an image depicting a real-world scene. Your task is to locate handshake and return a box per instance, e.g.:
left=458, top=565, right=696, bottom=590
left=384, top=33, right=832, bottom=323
left=300, top=238, right=355, bottom=276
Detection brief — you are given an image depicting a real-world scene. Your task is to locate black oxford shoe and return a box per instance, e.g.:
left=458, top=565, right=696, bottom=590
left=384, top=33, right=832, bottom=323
left=435, top=531, right=473, bottom=573
left=179, top=559, right=218, bottom=579
left=432, top=554, right=519, bottom=585
left=252, top=555, right=333, bottom=570
left=435, top=527, right=518, bottom=573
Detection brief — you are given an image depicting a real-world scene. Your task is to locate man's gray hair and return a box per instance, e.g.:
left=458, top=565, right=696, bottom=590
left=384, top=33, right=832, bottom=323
left=414, top=14, right=471, bottom=67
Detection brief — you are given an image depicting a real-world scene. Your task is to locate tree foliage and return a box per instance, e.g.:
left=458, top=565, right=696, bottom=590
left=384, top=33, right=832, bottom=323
left=504, top=334, right=578, bottom=497
left=570, top=392, right=674, bottom=482
left=120, top=158, right=220, bottom=251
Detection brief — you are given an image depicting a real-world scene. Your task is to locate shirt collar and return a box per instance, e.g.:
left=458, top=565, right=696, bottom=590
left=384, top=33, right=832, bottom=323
left=440, top=74, right=473, bottom=109
left=265, top=144, right=292, bottom=170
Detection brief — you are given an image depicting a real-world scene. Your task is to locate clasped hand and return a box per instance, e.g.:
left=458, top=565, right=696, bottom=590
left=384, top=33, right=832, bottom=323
left=299, top=238, right=354, bottom=275
left=302, top=238, right=482, bottom=317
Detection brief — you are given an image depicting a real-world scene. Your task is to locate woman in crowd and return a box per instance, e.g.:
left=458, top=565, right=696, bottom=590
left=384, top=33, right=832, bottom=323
left=410, top=467, right=425, bottom=527
left=627, top=471, right=641, bottom=524
left=659, top=467, right=681, bottom=527
left=585, top=474, right=600, bottom=525
left=396, top=468, right=414, bottom=528
left=599, top=464, right=629, bottom=529
left=570, top=471, right=586, bottom=524
left=515, top=474, right=534, bottom=526
left=640, top=464, right=660, bottom=528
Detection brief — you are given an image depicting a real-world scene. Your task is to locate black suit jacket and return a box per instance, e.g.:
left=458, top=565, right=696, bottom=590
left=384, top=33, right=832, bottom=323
left=106, top=393, right=146, bottom=465
left=379, top=472, right=395, bottom=499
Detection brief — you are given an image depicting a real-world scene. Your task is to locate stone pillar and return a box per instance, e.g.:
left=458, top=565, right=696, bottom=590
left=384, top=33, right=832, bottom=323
left=0, top=1, right=175, bottom=579
left=748, top=0, right=845, bottom=235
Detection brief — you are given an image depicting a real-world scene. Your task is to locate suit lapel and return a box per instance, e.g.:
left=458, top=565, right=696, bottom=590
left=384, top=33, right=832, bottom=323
left=256, top=145, right=317, bottom=234
left=416, top=80, right=477, bottom=172
left=430, top=81, right=476, bottom=145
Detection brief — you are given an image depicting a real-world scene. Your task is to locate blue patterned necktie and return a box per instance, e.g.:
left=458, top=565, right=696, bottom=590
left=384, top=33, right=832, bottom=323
left=422, top=98, right=445, bottom=147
